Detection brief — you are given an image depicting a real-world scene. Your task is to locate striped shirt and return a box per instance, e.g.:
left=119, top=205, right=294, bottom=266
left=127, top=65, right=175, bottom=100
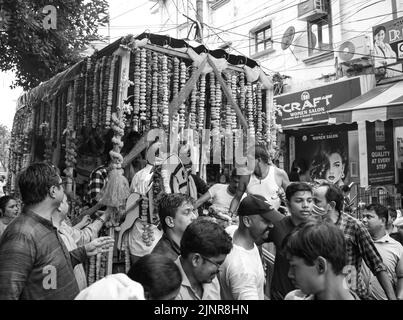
left=0, top=209, right=87, bottom=300
left=336, top=212, right=387, bottom=299
left=87, top=165, right=108, bottom=207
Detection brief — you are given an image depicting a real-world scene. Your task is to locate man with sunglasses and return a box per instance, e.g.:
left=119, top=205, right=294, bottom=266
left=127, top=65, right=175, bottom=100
left=0, top=162, right=113, bottom=300
left=220, top=194, right=283, bottom=300
left=175, top=219, right=232, bottom=300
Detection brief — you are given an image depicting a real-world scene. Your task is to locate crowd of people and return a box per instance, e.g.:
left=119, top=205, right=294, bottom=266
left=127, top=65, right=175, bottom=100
left=0, top=143, right=402, bottom=300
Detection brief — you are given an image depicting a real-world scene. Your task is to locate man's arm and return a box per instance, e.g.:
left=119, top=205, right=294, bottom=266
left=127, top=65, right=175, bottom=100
left=228, top=175, right=250, bottom=216
left=278, top=168, right=290, bottom=191
left=69, top=247, right=88, bottom=268
left=195, top=191, right=212, bottom=209
left=376, top=271, right=397, bottom=300
left=0, top=234, right=34, bottom=300
left=228, top=271, right=260, bottom=300
left=356, top=223, right=396, bottom=299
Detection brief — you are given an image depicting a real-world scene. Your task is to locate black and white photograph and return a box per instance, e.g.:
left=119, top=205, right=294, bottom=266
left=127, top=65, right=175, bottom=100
left=1, top=0, right=403, bottom=310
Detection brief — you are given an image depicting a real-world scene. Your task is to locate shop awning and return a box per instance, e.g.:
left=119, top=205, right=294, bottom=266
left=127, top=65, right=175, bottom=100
left=328, top=81, right=403, bottom=124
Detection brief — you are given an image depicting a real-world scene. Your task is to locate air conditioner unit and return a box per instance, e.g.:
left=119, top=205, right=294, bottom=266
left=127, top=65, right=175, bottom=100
left=337, top=36, right=372, bottom=64
left=298, top=0, right=328, bottom=21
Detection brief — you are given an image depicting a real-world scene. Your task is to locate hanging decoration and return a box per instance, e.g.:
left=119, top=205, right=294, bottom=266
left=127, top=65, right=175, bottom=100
left=132, top=50, right=141, bottom=131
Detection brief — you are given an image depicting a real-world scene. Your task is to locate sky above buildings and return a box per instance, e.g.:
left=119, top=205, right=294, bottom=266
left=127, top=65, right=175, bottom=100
left=0, top=0, right=160, bottom=131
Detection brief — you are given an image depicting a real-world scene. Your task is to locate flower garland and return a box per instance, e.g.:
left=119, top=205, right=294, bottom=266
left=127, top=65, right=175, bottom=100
left=98, top=56, right=106, bottom=128
left=161, top=54, right=169, bottom=129
left=139, top=48, right=147, bottom=122
left=106, top=55, right=117, bottom=129
left=231, top=74, right=237, bottom=130
left=178, top=61, right=187, bottom=130
left=145, top=50, right=152, bottom=132
left=246, top=81, right=255, bottom=138
left=83, top=57, right=91, bottom=126
left=239, top=72, right=245, bottom=112
left=225, top=74, right=232, bottom=132
left=210, top=73, right=219, bottom=130
left=151, top=52, right=159, bottom=129
left=92, top=61, right=99, bottom=128
left=132, top=50, right=141, bottom=131
left=197, top=74, right=206, bottom=132
left=256, top=82, right=263, bottom=143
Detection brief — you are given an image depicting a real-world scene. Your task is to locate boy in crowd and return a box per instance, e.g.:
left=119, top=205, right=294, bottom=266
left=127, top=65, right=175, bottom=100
left=284, top=220, right=360, bottom=300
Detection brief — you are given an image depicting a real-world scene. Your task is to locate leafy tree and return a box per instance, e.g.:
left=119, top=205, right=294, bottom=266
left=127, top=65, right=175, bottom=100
left=0, top=124, right=10, bottom=171
left=0, top=0, right=109, bottom=90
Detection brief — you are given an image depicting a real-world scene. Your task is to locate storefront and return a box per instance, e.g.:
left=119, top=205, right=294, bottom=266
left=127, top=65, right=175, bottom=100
left=274, top=75, right=375, bottom=189
left=329, top=80, right=403, bottom=208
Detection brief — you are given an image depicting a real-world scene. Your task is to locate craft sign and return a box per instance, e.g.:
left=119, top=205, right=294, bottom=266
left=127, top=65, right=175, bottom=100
left=274, top=77, right=361, bottom=127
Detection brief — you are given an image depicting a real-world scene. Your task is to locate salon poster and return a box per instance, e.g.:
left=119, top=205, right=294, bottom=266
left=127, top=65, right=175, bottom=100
left=366, top=120, right=395, bottom=186
left=294, top=130, right=349, bottom=186
left=274, top=77, right=361, bottom=127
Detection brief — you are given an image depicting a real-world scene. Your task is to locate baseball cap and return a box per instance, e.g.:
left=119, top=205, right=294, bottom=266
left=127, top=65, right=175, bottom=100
left=237, top=194, right=284, bottom=223
left=393, top=217, right=403, bottom=228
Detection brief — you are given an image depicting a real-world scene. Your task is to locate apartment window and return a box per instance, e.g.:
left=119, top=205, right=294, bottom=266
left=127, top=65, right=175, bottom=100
left=306, top=0, right=332, bottom=57
left=250, top=22, right=273, bottom=57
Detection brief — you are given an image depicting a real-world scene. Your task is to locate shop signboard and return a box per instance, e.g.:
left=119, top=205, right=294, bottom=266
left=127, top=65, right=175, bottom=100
left=274, top=78, right=361, bottom=127
left=294, top=130, right=349, bottom=187
left=366, top=120, right=395, bottom=186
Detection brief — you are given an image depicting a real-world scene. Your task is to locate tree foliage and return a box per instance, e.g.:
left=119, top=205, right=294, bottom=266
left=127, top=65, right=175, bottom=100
left=0, top=0, right=109, bottom=90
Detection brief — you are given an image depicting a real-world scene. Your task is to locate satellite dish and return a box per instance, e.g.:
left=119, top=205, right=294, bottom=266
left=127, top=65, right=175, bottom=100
left=281, top=26, right=296, bottom=50
left=338, top=41, right=355, bottom=61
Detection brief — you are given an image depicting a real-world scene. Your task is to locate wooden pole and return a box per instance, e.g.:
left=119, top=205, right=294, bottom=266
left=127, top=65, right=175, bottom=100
left=168, top=56, right=208, bottom=119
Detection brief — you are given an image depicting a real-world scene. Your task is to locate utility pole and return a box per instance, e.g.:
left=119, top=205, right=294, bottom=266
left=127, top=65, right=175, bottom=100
left=391, top=0, right=397, bottom=19
left=196, top=0, right=204, bottom=43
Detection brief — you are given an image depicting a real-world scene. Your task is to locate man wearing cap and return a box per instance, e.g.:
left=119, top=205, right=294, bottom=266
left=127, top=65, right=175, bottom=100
left=266, top=182, right=314, bottom=300
left=219, top=194, right=283, bottom=300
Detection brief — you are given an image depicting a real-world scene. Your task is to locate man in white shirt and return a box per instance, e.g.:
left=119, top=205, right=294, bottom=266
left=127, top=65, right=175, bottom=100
left=175, top=219, right=232, bottom=300
left=361, top=203, right=403, bottom=300
left=219, top=194, right=283, bottom=300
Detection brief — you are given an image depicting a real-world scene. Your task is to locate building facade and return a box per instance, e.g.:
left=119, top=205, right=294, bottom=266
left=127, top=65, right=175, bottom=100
left=152, top=0, right=403, bottom=208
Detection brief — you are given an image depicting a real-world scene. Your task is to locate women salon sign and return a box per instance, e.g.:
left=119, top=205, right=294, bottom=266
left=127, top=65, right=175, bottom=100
left=274, top=78, right=361, bottom=127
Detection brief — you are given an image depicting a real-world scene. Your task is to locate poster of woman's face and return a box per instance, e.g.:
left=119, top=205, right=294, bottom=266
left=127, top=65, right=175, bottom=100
left=294, top=131, right=349, bottom=187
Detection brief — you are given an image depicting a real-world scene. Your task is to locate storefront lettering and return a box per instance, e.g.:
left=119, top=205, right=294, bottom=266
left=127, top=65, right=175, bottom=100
left=389, top=28, right=403, bottom=42
left=279, top=94, right=333, bottom=114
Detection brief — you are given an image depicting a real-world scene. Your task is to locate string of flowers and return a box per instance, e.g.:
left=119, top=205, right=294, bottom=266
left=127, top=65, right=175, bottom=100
left=161, top=54, right=169, bottom=129
left=139, top=48, right=147, bottom=123
left=239, top=72, right=245, bottom=112
left=178, top=61, right=187, bottom=130
left=132, top=50, right=141, bottom=131
left=256, top=82, right=263, bottom=143
left=197, top=74, right=206, bottom=132
left=246, top=81, right=255, bottom=138
left=91, top=60, right=100, bottom=128
left=98, top=56, right=106, bottom=128
left=83, top=57, right=91, bottom=126
left=231, top=74, right=237, bottom=131
left=189, top=68, right=197, bottom=131
left=210, top=73, right=219, bottom=130
left=107, top=55, right=117, bottom=129
left=151, top=52, right=159, bottom=129
left=225, top=74, right=232, bottom=132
